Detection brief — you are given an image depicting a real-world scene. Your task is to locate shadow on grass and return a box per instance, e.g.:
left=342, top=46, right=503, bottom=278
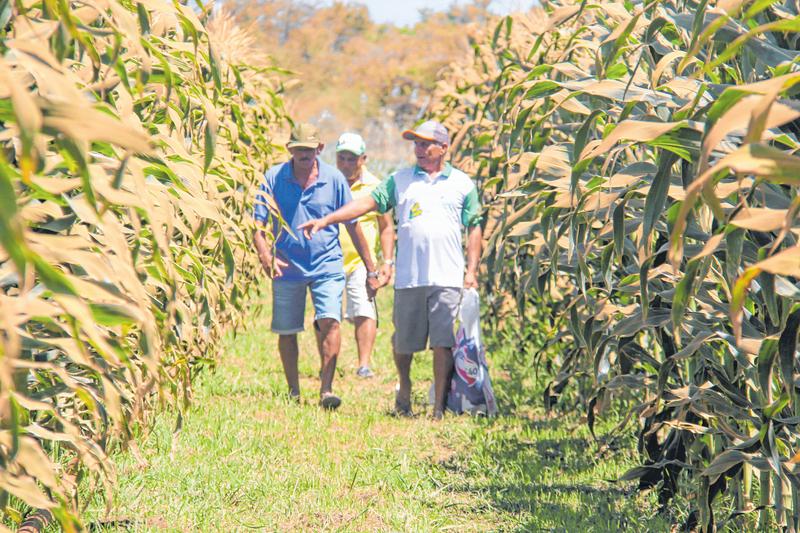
left=435, top=370, right=669, bottom=532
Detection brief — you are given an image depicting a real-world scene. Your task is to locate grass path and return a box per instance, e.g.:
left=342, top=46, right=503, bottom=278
left=85, top=288, right=669, bottom=532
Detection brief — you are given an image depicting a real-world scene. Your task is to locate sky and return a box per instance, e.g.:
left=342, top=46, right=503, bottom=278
left=356, top=0, right=533, bottom=27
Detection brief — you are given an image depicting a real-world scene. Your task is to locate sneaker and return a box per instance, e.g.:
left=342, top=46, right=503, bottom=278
left=431, top=409, right=444, bottom=421
left=320, top=392, right=341, bottom=410
left=356, top=366, right=375, bottom=379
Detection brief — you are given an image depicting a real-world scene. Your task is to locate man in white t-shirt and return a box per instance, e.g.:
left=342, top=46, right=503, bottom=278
left=298, top=120, right=482, bottom=419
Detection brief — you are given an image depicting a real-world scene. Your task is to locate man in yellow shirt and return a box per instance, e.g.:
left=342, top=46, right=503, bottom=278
left=335, top=133, right=395, bottom=378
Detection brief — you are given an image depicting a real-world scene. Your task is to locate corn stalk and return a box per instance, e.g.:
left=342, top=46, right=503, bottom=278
left=432, top=1, right=800, bottom=530
left=0, top=0, right=288, bottom=528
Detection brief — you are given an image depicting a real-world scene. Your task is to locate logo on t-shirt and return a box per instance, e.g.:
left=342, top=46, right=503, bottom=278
left=409, top=201, right=422, bottom=220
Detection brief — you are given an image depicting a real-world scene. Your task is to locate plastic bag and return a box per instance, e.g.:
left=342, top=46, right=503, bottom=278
left=446, top=288, right=498, bottom=415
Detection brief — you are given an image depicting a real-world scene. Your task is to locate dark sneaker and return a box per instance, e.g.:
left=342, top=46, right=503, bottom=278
left=356, top=366, right=375, bottom=379
left=320, top=393, right=341, bottom=410
left=431, top=409, right=444, bottom=421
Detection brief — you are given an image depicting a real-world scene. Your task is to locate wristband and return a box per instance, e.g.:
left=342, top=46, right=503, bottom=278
left=367, top=271, right=380, bottom=279
left=384, top=259, right=395, bottom=267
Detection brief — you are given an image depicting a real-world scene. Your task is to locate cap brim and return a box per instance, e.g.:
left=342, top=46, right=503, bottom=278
left=336, top=146, right=364, bottom=155
left=286, top=141, right=320, bottom=149
left=402, top=130, right=435, bottom=142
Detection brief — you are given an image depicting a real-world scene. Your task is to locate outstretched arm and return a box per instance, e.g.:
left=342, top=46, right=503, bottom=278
left=464, top=224, right=482, bottom=289
left=299, top=195, right=378, bottom=239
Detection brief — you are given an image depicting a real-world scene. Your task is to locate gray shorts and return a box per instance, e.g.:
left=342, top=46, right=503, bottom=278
left=393, top=286, right=461, bottom=354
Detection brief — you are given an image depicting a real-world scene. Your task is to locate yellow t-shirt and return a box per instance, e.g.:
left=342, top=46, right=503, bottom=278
left=340, top=168, right=381, bottom=274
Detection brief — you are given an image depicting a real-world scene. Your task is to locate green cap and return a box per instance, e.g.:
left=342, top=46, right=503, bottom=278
left=287, top=123, right=321, bottom=149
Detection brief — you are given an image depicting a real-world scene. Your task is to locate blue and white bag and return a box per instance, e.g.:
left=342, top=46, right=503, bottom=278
left=447, top=289, right=498, bottom=416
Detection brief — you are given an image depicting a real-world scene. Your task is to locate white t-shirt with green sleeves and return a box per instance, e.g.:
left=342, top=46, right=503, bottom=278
left=371, top=163, right=481, bottom=289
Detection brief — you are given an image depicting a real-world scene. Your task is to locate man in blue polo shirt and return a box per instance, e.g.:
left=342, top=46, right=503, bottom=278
left=253, top=123, right=380, bottom=410
left=298, top=120, right=482, bottom=420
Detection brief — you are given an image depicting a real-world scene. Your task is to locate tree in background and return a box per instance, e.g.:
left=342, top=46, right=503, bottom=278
left=227, top=0, right=505, bottom=172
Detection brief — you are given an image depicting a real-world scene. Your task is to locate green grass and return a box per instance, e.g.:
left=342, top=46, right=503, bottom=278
left=81, top=287, right=669, bottom=532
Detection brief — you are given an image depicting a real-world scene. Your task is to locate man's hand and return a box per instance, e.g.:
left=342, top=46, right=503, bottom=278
left=366, top=273, right=381, bottom=299
left=298, top=217, right=328, bottom=239
left=259, top=252, right=288, bottom=279
left=379, top=263, right=393, bottom=288
left=464, top=270, right=478, bottom=289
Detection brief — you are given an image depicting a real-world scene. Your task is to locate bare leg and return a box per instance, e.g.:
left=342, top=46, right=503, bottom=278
left=394, top=349, right=414, bottom=407
left=316, top=318, right=341, bottom=396
left=354, top=317, right=377, bottom=369
left=432, top=346, right=454, bottom=414
left=314, top=322, right=324, bottom=376
left=278, top=334, right=300, bottom=397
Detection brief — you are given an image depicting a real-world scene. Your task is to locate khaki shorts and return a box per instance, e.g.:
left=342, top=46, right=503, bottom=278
left=344, top=265, right=377, bottom=321
left=393, top=286, right=461, bottom=354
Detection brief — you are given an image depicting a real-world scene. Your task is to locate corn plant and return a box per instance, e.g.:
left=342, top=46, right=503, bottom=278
left=0, top=0, right=287, bottom=529
left=433, top=1, right=800, bottom=530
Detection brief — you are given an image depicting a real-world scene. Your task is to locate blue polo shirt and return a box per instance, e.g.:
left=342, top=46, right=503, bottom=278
left=254, top=158, right=352, bottom=281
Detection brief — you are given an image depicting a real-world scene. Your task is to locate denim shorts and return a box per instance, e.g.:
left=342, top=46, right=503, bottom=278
left=271, top=273, right=346, bottom=334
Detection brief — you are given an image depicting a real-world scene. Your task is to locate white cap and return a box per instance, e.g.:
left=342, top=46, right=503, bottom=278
left=336, top=132, right=366, bottom=156
left=402, top=120, right=449, bottom=145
